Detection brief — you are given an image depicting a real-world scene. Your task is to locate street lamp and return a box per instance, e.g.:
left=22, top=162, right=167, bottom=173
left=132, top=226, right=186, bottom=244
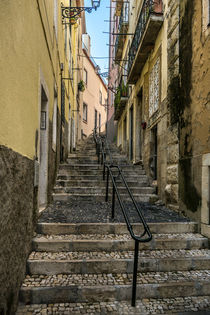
left=61, top=1, right=101, bottom=24
left=92, top=0, right=100, bottom=10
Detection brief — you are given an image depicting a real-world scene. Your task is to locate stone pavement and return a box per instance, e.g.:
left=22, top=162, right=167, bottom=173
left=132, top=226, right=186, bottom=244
left=39, top=200, right=190, bottom=224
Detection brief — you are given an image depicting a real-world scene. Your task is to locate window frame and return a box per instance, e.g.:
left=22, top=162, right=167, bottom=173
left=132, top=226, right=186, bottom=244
left=99, top=90, right=102, bottom=105
left=84, top=68, right=88, bottom=86
left=83, top=103, right=88, bottom=123
left=149, top=57, right=161, bottom=118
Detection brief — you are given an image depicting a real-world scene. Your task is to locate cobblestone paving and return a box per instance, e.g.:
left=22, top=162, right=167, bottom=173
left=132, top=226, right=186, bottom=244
left=22, top=270, right=210, bottom=287
left=39, top=201, right=190, bottom=224
left=34, top=233, right=205, bottom=241
left=29, top=249, right=210, bottom=260
left=16, top=296, right=210, bottom=314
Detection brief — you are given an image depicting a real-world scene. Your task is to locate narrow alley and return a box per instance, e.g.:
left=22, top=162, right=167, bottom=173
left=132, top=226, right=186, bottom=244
left=0, top=0, right=210, bottom=314
left=16, top=135, right=210, bottom=314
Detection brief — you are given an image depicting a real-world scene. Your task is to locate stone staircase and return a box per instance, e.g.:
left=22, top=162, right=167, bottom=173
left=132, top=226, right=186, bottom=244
left=53, top=139, right=157, bottom=204
left=16, top=136, right=210, bottom=314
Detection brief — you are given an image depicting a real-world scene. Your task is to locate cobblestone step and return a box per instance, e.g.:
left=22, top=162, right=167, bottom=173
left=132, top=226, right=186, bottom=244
left=55, top=179, right=150, bottom=187
left=53, top=186, right=155, bottom=195
left=32, top=233, right=208, bottom=252
left=20, top=270, right=210, bottom=288
left=59, top=164, right=103, bottom=170
left=59, top=164, right=144, bottom=171
left=27, top=249, right=210, bottom=275
left=16, top=296, right=210, bottom=314
left=52, top=193, right=157, bottom=203
left=36, top=222, right=198, bottom=235
left=56, top=174, right=149, bottom=181
left=66, top=158, right=128, bottom=164
left=19, top=270, right=210, bottom=304
left=58, top=170, right=147, bottom=176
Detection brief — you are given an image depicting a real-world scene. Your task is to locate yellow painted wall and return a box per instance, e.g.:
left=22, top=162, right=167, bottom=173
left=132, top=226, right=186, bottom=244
left=0, top=0, right=78, bottom=159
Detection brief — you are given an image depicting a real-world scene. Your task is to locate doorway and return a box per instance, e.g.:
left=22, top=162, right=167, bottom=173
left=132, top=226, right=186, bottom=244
left=39, top=86, right=49, bottom=208
left=136, top=89, right=143, bottom=161
left=129, top=106, right=134, bottom=161
left=150, top=125, right=158, bottom=180
left=123, top=116, right=127, bottom=152
left=94, top=109, right=97, bottom=131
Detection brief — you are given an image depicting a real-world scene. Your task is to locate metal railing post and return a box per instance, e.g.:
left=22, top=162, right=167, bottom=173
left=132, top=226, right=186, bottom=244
left=103, top=163, right=106, bottom=180
left=97, top=143, right=100, bottom=164
left=105, top=168, right=109, bottom=202
left=132, top=240, right=139, bottom=307
left=112, top=177, right=116, bottom=219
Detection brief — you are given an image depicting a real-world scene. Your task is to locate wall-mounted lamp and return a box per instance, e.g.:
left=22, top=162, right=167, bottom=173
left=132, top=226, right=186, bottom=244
left=61, top=1, right=101, bottom=24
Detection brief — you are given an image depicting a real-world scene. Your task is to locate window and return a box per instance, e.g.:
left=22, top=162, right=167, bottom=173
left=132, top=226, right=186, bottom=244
left=202, top=0, right=210, bottom=32
left=94, top=109, right=97, bottom=130
left=99, top=90, right=102, bottom=104
left=69, top=39, right=73, bottom=77
left=149, top=57, right=160, bottom=117
left=61, top=81, right=65, bottom=123
left=83, top=103, right=88, bottom=122
left=84, top=68, right=88, bottom=85
left=54, top=0, right=58, bottom=39
left=64, top=24, right=67, bottom=56
left=52, top=90, right=57, bottom=152
left=99, top=113, right=101, bottom=133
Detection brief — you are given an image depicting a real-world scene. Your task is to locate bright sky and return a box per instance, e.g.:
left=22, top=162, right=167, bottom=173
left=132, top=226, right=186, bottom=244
left=84, top=0, right=110, bottom=74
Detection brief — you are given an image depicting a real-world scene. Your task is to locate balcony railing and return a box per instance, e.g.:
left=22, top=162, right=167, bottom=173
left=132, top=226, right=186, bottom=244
left=112, top=0, right=123, bottom=16
left=115, top=2, right=129, bottom=60
left=127, top=0, right=163, bottom=83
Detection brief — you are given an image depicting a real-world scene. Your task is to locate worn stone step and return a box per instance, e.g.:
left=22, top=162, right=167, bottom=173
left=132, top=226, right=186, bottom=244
left=32, top=233, right=208, bottom=252
left=16, top=295, right=210, bottom=314
left=59, top=163, right=143, bottom=173
left=19, top=270, right=210, bottom=304
left=55, top=178, right=150, bottom=188
left=56, top=174, right=149, bottom=181
left=52, top=193, right=157, bottom=203
left=59, top=164, right=103, bottom=170
left=66, top=157, right=129, bottom=164
left=58, top=164, right=145, bottom=177
left=27, top=249, right=210, bottom=275
left=36, top=222, right=198, bottom=235
left=53, top=186, right=155, bottom=195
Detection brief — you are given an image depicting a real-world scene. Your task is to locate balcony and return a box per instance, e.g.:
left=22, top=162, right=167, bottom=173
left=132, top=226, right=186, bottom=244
left=114, top=82, right=129, bottom=120
left=112, top=0, right=123, bottom=16
left=127, top=0, right=163, bottom=84
left=115, top=2, right=129, bottom=60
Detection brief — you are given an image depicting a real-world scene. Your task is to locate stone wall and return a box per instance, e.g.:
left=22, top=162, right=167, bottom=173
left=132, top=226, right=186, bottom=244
left=178, top=0, right=210, bottom=224
left=0, top=146, right=37, bottom=314
left=166, top=0, right=180, bottom=210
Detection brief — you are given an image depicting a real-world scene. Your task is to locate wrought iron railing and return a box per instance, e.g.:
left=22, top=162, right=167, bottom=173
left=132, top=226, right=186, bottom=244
left=93, top=130, right=152, bottom=307
left=128, top=0, right=163, bottom=75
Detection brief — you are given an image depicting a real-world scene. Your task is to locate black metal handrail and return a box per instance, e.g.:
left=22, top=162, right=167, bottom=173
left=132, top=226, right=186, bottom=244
left=93, top=131, right=152, bottom=307
left=93, top=128, right=113, bottom=176
left=106, top=165, right=151, bottom=242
